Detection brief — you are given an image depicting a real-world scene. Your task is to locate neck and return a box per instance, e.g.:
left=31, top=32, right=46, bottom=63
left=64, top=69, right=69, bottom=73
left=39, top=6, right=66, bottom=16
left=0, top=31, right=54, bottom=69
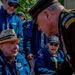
left=56, top=5, right=65, bottom=33
left=6, top=56, right=15, bottom=63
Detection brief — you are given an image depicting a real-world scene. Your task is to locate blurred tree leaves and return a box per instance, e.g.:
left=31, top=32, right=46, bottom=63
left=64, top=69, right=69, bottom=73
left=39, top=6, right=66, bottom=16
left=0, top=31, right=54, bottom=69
left=16, top=0, right=64, bottom=20
left=16, top=0, right=38, bottom=20
left=59, top=0, right=64, bottom=5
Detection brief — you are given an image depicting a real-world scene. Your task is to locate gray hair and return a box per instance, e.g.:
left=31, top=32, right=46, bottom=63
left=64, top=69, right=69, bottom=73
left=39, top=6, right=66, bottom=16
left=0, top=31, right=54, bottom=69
left=46, top=2, right=61, bottom=12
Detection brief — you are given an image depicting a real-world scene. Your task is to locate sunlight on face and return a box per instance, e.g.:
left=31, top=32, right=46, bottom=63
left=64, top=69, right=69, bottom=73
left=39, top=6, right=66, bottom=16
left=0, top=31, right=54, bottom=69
left=36, top=10, right=58, bottom=36
left=4, top=1, right=18, bottom=15
left=36, top=12, right=50, bottom=36
left=0, top=41, right=19, bottom=57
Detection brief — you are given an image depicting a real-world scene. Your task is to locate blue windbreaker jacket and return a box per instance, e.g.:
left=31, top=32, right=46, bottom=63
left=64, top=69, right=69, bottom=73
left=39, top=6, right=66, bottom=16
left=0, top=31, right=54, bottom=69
left=0, top=50, right=31, bottom=75
left=0, top=7, right=23, bottom=53
left=23, top=20, right=48, bottom=56
left=34, top=46, right=65, bottom=74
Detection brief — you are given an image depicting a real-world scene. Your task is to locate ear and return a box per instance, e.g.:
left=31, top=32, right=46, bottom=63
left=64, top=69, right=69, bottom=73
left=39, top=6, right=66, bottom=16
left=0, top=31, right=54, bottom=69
left=44, top=9, right=51, bottom=20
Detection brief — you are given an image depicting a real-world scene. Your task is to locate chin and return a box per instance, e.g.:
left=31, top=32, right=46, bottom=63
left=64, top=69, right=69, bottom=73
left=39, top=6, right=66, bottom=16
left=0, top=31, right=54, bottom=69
left=7, top=11, right=13, bottom=15
left=12, top=55, right=17, bottom=57
left=13, top=53, right=18, bottom=56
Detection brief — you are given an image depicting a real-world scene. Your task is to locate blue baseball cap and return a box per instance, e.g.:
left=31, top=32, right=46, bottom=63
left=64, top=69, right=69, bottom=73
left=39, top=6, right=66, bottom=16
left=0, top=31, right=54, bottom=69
left=17, top=12, right=26, bottom=19
left=49, top=35, right=60, bottom=44
left=8, top=0, right=20, bottom=6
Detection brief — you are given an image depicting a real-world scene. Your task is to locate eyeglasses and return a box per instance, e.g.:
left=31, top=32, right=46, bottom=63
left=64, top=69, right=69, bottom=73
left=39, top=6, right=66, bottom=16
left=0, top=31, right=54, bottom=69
left=50, top=43, right=59, bottom=47
left=8, top=2, right=18, bottom=8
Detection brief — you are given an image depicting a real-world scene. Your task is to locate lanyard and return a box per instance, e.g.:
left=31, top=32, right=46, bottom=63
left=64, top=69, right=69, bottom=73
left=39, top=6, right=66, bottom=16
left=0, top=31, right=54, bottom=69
left=53, top=56, right=58, bottom=68
left=6, top=16, right=10, bottom=29
left=41, top=32, right=44, bottom=48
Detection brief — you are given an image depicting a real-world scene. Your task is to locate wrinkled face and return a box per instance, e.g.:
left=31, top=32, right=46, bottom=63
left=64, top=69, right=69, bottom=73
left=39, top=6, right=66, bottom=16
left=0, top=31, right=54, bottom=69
left=0, top=41, right=19, bottom=57
left=4, top=1, right=18, bottom=15
left=47, top=42, right=59, bottom=54
left=36, top=9, right=58, bottom=36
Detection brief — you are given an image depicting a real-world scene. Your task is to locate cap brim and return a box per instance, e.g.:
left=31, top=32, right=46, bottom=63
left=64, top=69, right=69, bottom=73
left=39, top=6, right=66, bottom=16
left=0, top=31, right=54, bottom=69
left=9, top=1, right=20, bottom=6
left=0, top=38, right=22, bottom=44
left=50, top=41, right=60, bottom=44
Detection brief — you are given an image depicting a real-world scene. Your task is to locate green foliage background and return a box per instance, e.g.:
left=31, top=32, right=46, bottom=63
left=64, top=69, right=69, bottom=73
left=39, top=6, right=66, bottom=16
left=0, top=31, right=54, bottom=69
left=59, top=0, right=64, bottom=5
left=16, top=0, right=38, bottom=20
left=16, top=0, right=64, bottom=20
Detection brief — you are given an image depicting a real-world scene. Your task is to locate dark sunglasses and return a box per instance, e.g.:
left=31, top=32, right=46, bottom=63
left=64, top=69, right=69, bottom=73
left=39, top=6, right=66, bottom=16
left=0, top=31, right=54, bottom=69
left=8, top=2, right=18, bottom=8
left=50, top=43, right=59, bottom=47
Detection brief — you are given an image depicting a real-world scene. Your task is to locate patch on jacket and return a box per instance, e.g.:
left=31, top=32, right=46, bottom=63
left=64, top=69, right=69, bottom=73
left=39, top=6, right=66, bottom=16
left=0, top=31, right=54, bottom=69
left=10, top=23, right=17, bottom=25
left=62, top=13, right=74, bottom=27
left=16, top=62, right=23, bottom=71
left=38, top=50, right=44, bottom=58
left=65, top=17, right=75, bottom=29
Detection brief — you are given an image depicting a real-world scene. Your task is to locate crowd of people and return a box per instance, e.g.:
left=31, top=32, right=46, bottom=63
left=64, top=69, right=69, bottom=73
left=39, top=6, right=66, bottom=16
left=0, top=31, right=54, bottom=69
left=0, top=0, right=75, bottom=75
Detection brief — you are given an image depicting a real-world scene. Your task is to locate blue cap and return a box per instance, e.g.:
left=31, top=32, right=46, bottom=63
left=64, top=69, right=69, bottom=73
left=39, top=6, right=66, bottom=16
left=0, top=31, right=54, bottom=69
left=49, top=35, right=60, bottom=44
left=8, top=0, right=20, bottom=6
left=17, top=12, right=26, bottom=19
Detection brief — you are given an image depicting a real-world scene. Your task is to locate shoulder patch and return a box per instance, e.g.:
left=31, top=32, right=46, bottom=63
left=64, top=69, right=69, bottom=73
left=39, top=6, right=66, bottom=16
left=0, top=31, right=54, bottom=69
left=65, top=18, right=75, bottom=29
left=62, top=13, right=74, bottom=27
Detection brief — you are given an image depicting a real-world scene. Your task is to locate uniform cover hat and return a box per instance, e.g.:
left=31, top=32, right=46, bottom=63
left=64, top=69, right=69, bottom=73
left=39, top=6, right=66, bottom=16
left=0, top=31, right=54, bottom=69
left=28, top=0, right=59, bottom=20
left=49, top=35, right=60, bottom=44
left=8, top=0, right=20, bottom=6
left=0, top=29, right=22, bottom=44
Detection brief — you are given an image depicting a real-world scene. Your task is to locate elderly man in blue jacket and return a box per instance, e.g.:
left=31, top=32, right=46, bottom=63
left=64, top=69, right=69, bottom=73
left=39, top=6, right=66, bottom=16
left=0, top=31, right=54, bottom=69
left=0, top=29, right=31, bottom=75
left=0, top=0, right=23, bottom=53
left=34, top=35, right=65, bottom=75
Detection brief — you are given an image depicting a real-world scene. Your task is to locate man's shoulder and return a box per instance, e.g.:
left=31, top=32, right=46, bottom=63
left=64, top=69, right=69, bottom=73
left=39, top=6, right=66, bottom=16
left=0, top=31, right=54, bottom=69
left=37, top=46, right=48, bottom=55
left=26, top=20, right=33, bottom=25
left=61, top=9, right=75, bottom=28
left=11, top=14, right=23, bottom=24
left=16, top=52, right=24, bottom=59
left=16, top=52, right=28, bottom=64
left=24, top=20, right=33, bottom=28
left=58, top=49, right=65, bottom=57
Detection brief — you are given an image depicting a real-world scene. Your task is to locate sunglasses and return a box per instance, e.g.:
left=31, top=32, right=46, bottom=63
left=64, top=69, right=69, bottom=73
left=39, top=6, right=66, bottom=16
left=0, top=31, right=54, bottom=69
left=50, top=43, right=59, bottom=47
left=8, top=2, right=18, bottom=8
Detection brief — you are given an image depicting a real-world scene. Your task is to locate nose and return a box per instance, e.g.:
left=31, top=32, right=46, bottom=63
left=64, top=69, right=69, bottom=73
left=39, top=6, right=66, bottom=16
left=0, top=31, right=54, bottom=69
left=10, top=6, right=15, bottom=10
left=14, top=43, right=18, bottom=49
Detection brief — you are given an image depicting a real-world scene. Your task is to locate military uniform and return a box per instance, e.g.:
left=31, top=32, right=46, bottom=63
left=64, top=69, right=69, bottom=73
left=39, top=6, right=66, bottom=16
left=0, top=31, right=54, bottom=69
left=53, top=9, right=75, bottom=75
left=28, top=0, right=75, bottom=75
left=59, top=9, right=75, bottom=66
